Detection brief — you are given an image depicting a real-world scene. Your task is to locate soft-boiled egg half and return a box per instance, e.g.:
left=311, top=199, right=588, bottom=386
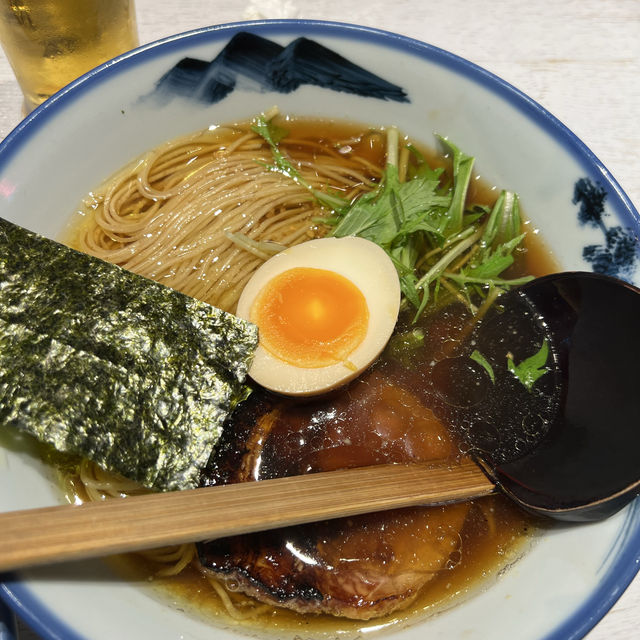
left=236, top=236, right=401, bottom=396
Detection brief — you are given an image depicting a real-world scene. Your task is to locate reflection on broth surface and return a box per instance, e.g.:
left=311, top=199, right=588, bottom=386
left=194, top=299, right=546, bottom=628
left=60, top=116, right=559, bottom=635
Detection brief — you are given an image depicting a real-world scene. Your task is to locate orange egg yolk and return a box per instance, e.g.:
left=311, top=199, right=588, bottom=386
left=250, top=267, right=370, bottom=368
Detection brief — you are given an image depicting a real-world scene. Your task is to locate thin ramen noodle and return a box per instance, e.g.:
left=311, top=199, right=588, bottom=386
left=74, top=123, right=382, bottom=313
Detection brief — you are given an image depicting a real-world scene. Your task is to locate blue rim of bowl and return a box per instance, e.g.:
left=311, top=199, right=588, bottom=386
left=0, top=597, right=15, bottom=640
left=0, top=19, right=638, bottom=640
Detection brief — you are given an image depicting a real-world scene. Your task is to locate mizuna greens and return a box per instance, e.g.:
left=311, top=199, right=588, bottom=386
left=507, top=339, right=550, bottom=391
left=252, top=113, right=533, bottom=319
left=471, top=342, right=551, bottom=391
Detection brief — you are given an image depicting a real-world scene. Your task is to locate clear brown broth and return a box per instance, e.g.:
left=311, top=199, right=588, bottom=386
left=72, top=117, right=560, bottom=637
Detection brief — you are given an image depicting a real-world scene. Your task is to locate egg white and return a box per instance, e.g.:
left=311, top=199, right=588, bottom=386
left=236, top=236, right=401, bottom=396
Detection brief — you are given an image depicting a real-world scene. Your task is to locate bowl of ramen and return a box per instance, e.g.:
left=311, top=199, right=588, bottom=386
left=0, top=19, right=639, bottom=640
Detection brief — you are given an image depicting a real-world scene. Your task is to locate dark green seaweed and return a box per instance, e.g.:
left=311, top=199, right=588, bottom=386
left=0, top=218, right=258, bottom=491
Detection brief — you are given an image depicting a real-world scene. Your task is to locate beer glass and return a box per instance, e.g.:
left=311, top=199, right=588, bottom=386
left=0, top=0, right=138, bottom=113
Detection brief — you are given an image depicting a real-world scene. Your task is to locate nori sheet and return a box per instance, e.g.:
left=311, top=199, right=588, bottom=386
left=0, top=217, right=258, bottom=491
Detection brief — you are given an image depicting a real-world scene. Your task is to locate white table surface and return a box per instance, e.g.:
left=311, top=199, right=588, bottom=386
left=1, top=1, right=639, bottom=638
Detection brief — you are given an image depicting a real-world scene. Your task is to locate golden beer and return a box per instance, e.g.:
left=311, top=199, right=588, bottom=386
left=0, top=0, right=138, bottom=112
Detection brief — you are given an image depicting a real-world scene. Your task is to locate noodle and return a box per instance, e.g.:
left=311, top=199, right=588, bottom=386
left=73, top=121, right=381, bottom=313
left=138, top=543, right=196, bottom=577
left=204, top=572, right=271, bottom=620
left=56, top=459, right=149, bottom=503
left=58, top=459, right=197, bottom=576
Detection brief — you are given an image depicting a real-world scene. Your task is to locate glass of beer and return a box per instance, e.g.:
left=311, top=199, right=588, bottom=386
left=0, top=0, right=139, bottom=114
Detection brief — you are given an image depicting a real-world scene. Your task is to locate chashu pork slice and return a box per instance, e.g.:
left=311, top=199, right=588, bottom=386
left=197, top=366, right=470, bottom=620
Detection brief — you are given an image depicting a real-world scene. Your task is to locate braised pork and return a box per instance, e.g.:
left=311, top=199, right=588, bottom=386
left=197, top=365, right=470, bottom=619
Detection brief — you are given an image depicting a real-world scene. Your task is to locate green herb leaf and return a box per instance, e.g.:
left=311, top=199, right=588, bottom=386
left=252, top=113, right=349, bottom=212
left=386, top=328, right=426, bottom=366
left=470, top=350, right=495, bottom=383
left=482, top=189, right=522, bottom=248
left=507, top=339, right=550, bottom=392
left=328, top=128, right=456, bottom=317
left=443, top=191, right=532, bottom=301
left=436, top=136, right=475, bottom=235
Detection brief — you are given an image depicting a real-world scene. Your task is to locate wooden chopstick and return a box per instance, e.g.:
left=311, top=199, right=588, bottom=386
left=0, top=459, right=494, bottom=572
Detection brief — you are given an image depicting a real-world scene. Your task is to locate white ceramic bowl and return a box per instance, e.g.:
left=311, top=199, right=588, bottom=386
left=0, top=20, right=639, bottom=640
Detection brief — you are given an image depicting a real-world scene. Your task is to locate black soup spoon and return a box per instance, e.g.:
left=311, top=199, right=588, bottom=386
left=432, top=271, right=640, bottom=522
